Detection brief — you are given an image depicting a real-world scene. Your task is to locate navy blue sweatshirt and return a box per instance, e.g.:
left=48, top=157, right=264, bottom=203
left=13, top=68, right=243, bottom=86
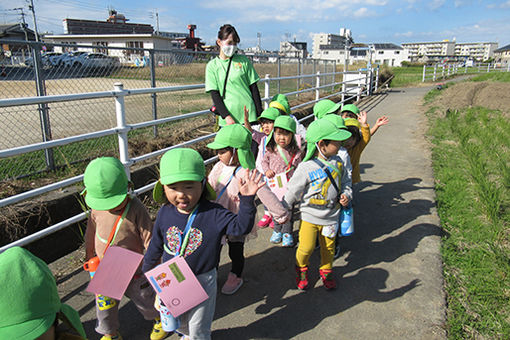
left=142, top=195, right=256, bottom=275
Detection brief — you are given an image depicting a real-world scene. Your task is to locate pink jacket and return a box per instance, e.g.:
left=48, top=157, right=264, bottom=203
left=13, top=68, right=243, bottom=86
left=261, top=137, right=303, bottom=178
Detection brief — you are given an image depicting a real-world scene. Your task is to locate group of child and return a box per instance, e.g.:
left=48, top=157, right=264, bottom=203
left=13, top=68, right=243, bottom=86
left=0, top=95, right=388, bottom=340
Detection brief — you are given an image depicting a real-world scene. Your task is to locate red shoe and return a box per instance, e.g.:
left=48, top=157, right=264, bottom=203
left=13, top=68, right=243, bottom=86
left=295, top=266, right=309, bottom=290
left=257, top=214, right=272, bottom=228
left=269, top=220, right=274, bottom=229
left=319, top=269, right=336, bottom=290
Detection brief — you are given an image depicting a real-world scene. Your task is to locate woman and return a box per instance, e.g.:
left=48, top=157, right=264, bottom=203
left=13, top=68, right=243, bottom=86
left=205, top=24, right=263, bottom=127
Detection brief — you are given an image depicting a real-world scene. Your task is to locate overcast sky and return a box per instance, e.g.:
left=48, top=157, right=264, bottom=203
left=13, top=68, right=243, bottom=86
left=1, top=0, right=509, bottom=51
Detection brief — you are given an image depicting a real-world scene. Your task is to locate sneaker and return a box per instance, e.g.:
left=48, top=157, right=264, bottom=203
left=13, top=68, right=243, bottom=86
left=270, top=231, right=282, bottom=243
left=282, top=233, right=294, bottom=247
left=150, top=318, right=169, bottom=340
left=257, top=214, right=272, bottom=228
left=269, top=220, right=275, bottom=229
left=221, top=272, right=243, bottom=295
left=101, top=334, right=123, bottom=340
left=295, top=266, right=309, bottom=290
left=319, top=269, right=337, bottom=290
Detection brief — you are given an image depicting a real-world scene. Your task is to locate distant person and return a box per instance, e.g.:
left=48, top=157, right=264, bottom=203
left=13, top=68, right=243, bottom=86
left=0, top=246, right=87, bottom=340
left=82, top=157, right=166, bottom=340
left=205, top=24, right=263, bottom=127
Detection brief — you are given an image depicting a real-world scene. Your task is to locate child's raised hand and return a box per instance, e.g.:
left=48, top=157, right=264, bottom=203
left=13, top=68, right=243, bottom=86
left=243, top=106, right=253, bottom=132
left=358, top=111, right=368, bottom=126
left=339, top=194, right=350, bottom=207
left=265, top=170, right=275, bottom=178
left=239, top=169, right=265, bottom=196
left=375, top=115, right=389, bottom=127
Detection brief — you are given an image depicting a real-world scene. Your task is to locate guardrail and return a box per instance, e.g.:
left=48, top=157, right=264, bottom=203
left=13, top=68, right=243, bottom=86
left=0, top=67, right=378, bottom=252
left=422, top=62, right=510, bottom=82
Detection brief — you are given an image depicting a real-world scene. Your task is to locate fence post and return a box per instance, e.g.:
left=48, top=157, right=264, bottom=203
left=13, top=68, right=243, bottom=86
left=433, top=64, right=437, bottom=81
left=487, top=63, right=490, bottom=73
left=422, top=64, right=426, bottom=82
left=447, top=64, right=450, bottom=77
left=315, top=71, right=321, bottom=101
left=357, top=70, right=362, bottom=102
left=114, top=83, right=130, bottom=179
left=341, top=69, right=346, bottom=104
left=375, top=66, right=379, bottom=92
left=507, top=63, right=510, bottom=72
left=442, top=65, right=445, bottom=79
left=277, top=56, right=281, bottom=94
left=33, top=43, right=55, bottom=170
left=465, top=63, right=468, bottom=74
left=333, top=61, right=336, bottom=91
left=296, top=57, right=300, bottom=96
left=149, top=49, right=158, bottom=137
left=264, top=74, right=270, bottom=109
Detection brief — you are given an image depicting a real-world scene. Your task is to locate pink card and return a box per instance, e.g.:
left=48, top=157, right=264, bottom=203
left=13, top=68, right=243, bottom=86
left=266, top=171, right=288, bottom=200
left=145, top=256, right=208, bottom=317
left=86, top=246, right=143, bottom=300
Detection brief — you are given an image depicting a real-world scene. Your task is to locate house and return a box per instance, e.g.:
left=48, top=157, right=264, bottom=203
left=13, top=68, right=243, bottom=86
left=280, top=41, right=308, bottom=58
left=1, top=24, right=36, bottom=61
left=372, top=43, right=408, bottom=67
left=493, top=44, right=510, bottom=66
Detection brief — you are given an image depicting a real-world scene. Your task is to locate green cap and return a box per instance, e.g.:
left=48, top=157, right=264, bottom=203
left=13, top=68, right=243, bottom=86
left=83, top=157, right=128, bottom=210
left=303, top=119, right=352, bottom=162
left=0, top=247, right=86, bottom=340
left=341, top=103, right=360, bottom=116
left=153, top=148, right=216, bottom=204
left=313, top=99, right=341, bottom=119
left=207, top=124, right=255, bottom=169
left=344, top=117, right=361, bottom=128
left=323, top=114, right=347, bottom=130
left=259, top=107, right=280, bottom=121
left=269, top=94, right=290, bottom=114
left=273, top=115, right=296, bottom=134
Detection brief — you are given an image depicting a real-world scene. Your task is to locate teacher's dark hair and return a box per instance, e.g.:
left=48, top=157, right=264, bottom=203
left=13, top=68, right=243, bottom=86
left=218, top=24, right=240, bottom=44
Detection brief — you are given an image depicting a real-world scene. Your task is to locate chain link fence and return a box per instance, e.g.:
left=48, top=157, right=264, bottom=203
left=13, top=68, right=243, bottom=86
left=0, top=40, right=337, bottom=186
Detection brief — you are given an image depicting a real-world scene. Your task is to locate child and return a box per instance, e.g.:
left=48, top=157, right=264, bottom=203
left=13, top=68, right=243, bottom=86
left=261, top=115, right=304, bottom=246
left=0, top=247, right=87, bottom=340
left=341, top=106, right=371, bottom=185
left=284, top=119, right=352, bottom=290
left=83, top=157, right=165, bottom=340
left=269, top=93, right=307, bottom=140
left=142, top=148, right=263, bottom=339
left=313, top=99, right=341, bottom=119
left=207, top=124, right=290, bottom=294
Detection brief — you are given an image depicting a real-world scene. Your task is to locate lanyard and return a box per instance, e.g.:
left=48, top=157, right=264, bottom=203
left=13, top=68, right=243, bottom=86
left=277, top=145, right=298, bottom=172
left=96, top=199, right=131, bottom=251
left=164, top=205, right=199, bottom=257
left=317, top=157, right=340, bottom=175
left=217, top=166, right=240, bottom=200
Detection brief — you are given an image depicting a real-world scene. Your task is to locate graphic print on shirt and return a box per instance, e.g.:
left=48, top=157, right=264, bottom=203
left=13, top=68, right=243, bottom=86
left=165, top=226, right=203, bottom=257
left=307, top=162, right=341, bottom=208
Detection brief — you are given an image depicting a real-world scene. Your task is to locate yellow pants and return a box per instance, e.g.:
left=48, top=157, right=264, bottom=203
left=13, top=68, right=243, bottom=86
left=296, top=220, right=335, bottom=270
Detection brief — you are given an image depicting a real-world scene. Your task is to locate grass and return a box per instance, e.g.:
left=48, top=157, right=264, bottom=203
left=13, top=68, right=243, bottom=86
left=388, top=66, right=424, bottom=87
left=427, top=104, right=510, bottom=339
left=469, top=72, right=510, bottom=83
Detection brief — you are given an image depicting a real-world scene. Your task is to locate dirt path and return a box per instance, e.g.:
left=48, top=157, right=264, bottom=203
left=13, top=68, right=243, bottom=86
left=51, top=85, right=446, bottom=339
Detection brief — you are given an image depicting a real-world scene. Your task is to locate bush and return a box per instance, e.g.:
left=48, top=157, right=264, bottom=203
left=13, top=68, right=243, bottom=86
left=378, top=65, right=394, bottom=87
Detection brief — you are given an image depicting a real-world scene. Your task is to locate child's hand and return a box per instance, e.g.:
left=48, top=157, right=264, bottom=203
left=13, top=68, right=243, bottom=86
left=225, top=115, right=236, bottom=125
left=239, top=170, right=265, bottom=196
left=375, top=115, right=389, bottom=127
left=339, top=194, right=349, bottom=207
left=243, top=106, right=253, bottom=132
left=358, top=111, right=368, bottom=126
left=265, top=170, right=275, bottom=178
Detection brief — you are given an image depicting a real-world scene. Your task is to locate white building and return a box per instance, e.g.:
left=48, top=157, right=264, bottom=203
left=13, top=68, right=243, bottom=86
left=494, top=44, right=510, bottom=66
left=454, top=42, right=498, bottom=61
left=372, top=43, right=408, bottom=67
left=402, top=41, right=455, bottom=62
left=312, top=28, right=353, bottom=62
left=279, top=41, right=308, bottom=58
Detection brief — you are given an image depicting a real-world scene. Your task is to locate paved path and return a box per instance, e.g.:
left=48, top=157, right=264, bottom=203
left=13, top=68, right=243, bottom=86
left=52, top=86, right=446, bottom=339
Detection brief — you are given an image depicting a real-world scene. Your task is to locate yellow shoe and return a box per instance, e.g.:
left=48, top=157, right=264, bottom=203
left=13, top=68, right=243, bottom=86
left=150, top=318, right=169, bottom=340
left=100, top=333, right=122, bottom=340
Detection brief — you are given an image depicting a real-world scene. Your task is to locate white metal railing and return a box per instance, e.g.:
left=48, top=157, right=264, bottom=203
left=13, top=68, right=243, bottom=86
left=0, top=68, right=377, bottom=252
left=422, top=62, right=510, bottom=82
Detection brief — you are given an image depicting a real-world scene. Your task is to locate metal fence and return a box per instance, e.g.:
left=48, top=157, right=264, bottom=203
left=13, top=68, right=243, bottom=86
left=422, top=62, right=510, bottom=82
left=0, top=60, right=378, bottom=251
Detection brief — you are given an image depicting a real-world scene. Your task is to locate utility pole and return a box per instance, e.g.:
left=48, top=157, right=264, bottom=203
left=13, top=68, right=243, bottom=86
left=27, top=0, right=40, bottom=41
left=12, top=7, right=28, bottom=41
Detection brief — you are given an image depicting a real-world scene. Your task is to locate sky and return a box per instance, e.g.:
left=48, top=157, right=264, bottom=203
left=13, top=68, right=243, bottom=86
left=1, top=0, right=510, bottom=52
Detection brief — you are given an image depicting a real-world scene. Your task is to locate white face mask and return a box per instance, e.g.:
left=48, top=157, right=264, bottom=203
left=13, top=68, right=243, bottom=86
left=221, top=44, right=237, bottom=57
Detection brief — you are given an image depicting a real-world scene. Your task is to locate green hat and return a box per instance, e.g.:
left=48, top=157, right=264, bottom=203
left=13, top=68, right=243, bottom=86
left=323, top=114, right=347, bottom=130
left=83, top=157, right=128, bottom=210
left=344, top=117, right=361, bottom=128
left=269, top=94, right=291, bottom=114
left=303, top=119, right=352, bottom=162
left=207, top=124, right=255, bottom=169
left=273, top=115, right=296, bottom=134
left=313, top=99, right=341, bottom=119
left=0, top=247, right=86, bottom=340
left=259, top=107, right=280, bottom=121
left=341, top=103, right=360, bottom=116
left=153, top=148, right=216, bottom=204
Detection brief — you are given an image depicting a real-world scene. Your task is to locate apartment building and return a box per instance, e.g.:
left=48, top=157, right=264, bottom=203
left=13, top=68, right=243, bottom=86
left=402, top=41, right=455, bottom=62
left=455, top=42, right=498, bottom=61
left=312, top=28, right=353, bottom=62
left=494, top=44, right=510, bottom=65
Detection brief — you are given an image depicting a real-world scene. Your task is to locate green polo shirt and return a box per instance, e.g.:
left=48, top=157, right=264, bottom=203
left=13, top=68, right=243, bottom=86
left=205, top=54, right=260, bottom=126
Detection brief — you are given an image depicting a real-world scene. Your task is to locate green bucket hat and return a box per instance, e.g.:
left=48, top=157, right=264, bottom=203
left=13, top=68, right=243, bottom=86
left=153, top=148, right=216, bottom=204
left=269, top=94, right=291, bottom=114
left=207, top=124, right=255, bottom=170
left=303, top=119, right=352, bottom=162
left=313, top=99, right=341, bottom=119
left=273, top=115, right=297, bottom=134
left=259, top=107, right=280, bottom=122
left=83, top=157, right=128, bottom=211
left=0, top=247, right=86, bottom=340
left=323, top=114, right=347, bottom=130
left=341, top=103, right=360, bottom=116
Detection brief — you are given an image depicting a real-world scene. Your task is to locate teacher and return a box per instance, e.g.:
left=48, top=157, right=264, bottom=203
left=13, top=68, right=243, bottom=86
left=205, top=24, right=263, bottom=127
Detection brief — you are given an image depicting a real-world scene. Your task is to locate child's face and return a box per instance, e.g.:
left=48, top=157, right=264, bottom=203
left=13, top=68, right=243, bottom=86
left=341, top=111, right=358, bottom=119
left=217, top=147, right=239, bottom=166
left=260, top=119, right=275, bottom=135
left=319, top=139, right=342, bottom=158
left=274, top=128, right=293, bottom=148
left=164, top=181, right=202, bottom=214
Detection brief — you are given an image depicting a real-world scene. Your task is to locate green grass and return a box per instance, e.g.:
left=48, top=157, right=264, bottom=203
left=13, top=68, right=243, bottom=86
left=390, top=66, right=424, bottom=87
left=469, top=72, right=510, bottom=83
left=427, top=104, right=510, bottom=339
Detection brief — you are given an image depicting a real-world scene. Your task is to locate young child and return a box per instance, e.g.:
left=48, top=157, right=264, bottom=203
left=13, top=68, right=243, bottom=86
left=82, top=157, right=165, bottom=340
left=284, top=119, right=352, bottom=290
left=261, top=115, right=303, bottom=246
left=207, top=124, right=289, bottom=294
left=142, top=148, right=264, bottom=339
left=269, top=93, right=307, bottom=140
left=313, top=99, right=341, bottom=119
